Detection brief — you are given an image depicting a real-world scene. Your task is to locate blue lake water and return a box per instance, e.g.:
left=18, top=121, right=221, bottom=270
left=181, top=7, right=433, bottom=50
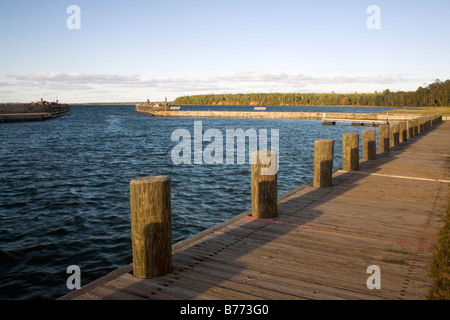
left=0, top=105, right=392, bottom=299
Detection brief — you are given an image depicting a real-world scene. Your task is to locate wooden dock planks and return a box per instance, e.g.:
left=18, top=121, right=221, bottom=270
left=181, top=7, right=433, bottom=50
left=61, top=121, right=450, bottom=300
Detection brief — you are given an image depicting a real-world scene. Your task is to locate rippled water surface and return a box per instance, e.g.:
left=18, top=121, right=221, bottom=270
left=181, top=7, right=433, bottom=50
left=0, top=105, right=390, bottom=299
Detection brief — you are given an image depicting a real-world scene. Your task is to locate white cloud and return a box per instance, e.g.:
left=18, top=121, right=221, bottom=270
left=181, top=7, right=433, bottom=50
left=15, top=72, right=144, bottom=85
left=2, top=71, right=426, bottom=102
left=216, top=70, right=289, bottom=82
left=9, top=71, right=418, bottom=87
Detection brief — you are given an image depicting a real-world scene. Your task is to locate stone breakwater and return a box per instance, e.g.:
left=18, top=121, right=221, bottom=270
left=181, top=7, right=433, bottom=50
left=0, top=102, right=71, bottom=123
left=135, top=105, right=429, bottom=122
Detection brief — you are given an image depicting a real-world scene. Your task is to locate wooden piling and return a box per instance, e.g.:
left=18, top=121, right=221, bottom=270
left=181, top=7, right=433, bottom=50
left=414, top=119, right=419, bottom=136
left=390, top=124, right=400, bottom=147
left=362, top=129, right=376, bottom=161
left=400, top=121, right=407, bottom=143
left=313, top=139, right=334, bottom=188
left=378, top=125, right=390, bottom=153
left=407, top=121, right=414, bottom=139
left=251, top=150, right=278, bottom=219
left=342, top=133, right=359, bottom=171
left=418, top=118, right=424, bottom=134
left=130, top=176, right=172, bottom=279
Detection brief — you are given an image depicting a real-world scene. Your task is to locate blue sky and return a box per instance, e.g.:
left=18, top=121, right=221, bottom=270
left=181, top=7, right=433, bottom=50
left=0, top=0, right=449, bottom=102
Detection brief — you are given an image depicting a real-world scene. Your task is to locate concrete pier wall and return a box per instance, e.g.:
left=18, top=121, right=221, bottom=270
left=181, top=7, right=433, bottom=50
left=0, top=103, right=71, bottom=114
left=0, top=103, right=71, bottom=123
left=136, top=105, right=427, bottom=122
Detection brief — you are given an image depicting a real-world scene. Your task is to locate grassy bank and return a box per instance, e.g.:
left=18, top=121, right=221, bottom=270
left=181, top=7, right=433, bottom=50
left=428, top=190, right=450, bottom=300
left=380, top=106, right=450, bottom=115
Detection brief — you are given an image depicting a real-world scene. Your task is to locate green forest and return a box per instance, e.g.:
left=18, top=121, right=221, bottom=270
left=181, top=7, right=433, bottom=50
left=173, top=79, right=450, bottom=108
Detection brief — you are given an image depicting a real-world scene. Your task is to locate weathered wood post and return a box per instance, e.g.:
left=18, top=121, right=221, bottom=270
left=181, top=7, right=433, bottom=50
left=390, top=123, right=400, bottom=147
left=418, top=118, right=424, bottom=134
left=407, top=121, right=414, bottom=139
left=130, top=176, right=172, bottom=279
left=413, top=119, right=419, bottom=136
left=342, top=133, right=359, bottom=171
left=378, top=124, right=390, bottom=153
left=400, top=121, right=407, bottom=143
left=362, top=129, right=376, bottom=160
left=251, top=150, right=278, bottom=218
left=313, top=139, right=334, bottom=188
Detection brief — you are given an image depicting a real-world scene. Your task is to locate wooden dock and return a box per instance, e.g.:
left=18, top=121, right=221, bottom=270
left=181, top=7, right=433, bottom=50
left=321, top=118, right=388, bottom=126
left=61, top=119, right=449, bottom=300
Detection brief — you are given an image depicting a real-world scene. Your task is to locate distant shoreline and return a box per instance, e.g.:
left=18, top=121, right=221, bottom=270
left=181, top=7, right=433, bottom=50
left=4, top=102, right=441, bottom=111
left=69, top=103, right=405, bottom=108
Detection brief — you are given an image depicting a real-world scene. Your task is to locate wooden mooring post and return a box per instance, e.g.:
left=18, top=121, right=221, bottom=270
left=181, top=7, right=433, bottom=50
left=400, top=121, right=407, bottom=143
left=407, top=121, right=414, bottom=139
left=413, top=119, right=419, bottom=136
left=418, top=118, right=424, bottom=134
left=378, top=124, right=390, bottom=153
left=313, top=139, right=334, bottom=188
left=342, top=133, right=359, bottom=171
left=130, top=176, right=172, bottom=279
left=362, top=129, right=376, bottom=161
left=390, top=123, right=400, bottom=147
left=251, top=150, right=278, bottom=218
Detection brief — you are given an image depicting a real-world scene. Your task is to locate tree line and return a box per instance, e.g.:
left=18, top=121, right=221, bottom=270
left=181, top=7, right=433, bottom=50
left=173, top=79, right=450, bottom=107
